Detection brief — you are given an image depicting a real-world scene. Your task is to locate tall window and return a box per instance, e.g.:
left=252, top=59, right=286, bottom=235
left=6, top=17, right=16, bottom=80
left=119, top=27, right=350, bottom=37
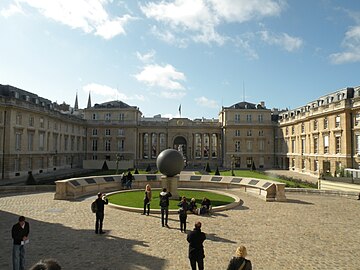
left=118, top=129, right=124, bottom=136
left=324, top=117, right=328, bottom=129
left=335, top=136, right=341, bottom=154
left=119, top=113, right=125, bottom=121
left=291, top=126, right=295, bottom=135
left=105, top=140, right=111, bottom=151
left=64, top=136, right=68, bottom=151
left=313, top=137, right=318, bottom=154
left=235, top=130, right=240, bottom=137
left=234, top=114, right=240, bottom=123
left=301, top=138, right=305, bottom=154
left=195, top=134, right=201, bottom=158
left=105, top=113, right=111, bottom=121
left=291, top=139, right=295, bottom=153
left=301, top=123, right=305, bottom=133
left=40, top=117, right=44, bottom=128
left=313, top=119, right=318, bottom=130
left=105, top=129, right=111, bottom=136
left=258, top=130, right=264, bottom=136
left=39, top=133, right=45, bottom=151
left=29, top=116, right=34, bottom=127
left=118, top=140, right=124, bottom=151
left=92, top=139, right=98, bottom=151
left=247, top=130, right=252, bottom=136
left=151, top=133, right=157, bottom=158
left=258, top=114, right=263, bottom=123
left=143, top=133, right=149, bottom=158
left=314, top=160, right=319, bottom=172
left=160, top=133, right=166, bottom=152
left=15, top=132, right=21, bottom=150
left=259, top=140, right=265, bottom=151
left=16, top=114, right=22, bottom=125
left=235, top=141, right=241, bottom=152
left=211, top=134, right=217, bottom=157
left=324, top=135, right=329, bottom=154
left=335, top=115, right=341, bottom=128
left=92, top=113, right=97, bottom=120
left=203, top=134, right=209, bottom=158
left=92, top=129, right=98, bottom=136
left=28, top=133, right=34, bottom=151
left=246, top=140, right=252, bottom=152
left=246, top=115, right=252, bottom=123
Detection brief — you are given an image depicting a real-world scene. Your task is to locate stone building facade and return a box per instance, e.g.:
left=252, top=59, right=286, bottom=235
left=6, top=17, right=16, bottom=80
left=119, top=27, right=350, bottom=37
left=1, top=83, right=360, bottom=181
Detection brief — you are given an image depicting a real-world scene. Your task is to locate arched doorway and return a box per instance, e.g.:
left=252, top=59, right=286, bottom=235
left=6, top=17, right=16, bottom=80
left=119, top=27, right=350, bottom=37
left=173, top=136, right=187, bottom=160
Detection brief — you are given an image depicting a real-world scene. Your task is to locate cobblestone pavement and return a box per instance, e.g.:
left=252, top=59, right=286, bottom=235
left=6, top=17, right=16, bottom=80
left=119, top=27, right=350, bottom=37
left=1, top=189, right=360, bottom=270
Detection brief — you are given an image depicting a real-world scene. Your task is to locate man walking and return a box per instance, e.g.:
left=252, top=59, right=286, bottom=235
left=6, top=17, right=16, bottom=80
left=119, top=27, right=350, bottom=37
left=12, top=216, right=30, bottom=270
left=187, top=221, right=206, bottom=270
left=159, top=187, right=172, bottom=227
left=95, top=192, right=108, bottom=234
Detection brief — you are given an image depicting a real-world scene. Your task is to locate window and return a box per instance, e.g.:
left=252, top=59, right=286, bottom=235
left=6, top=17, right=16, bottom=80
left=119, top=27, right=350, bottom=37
left=246, top=140, right=252, bottom=152
left=16, top=114, right=22, bottom=125
left=15, top=132, right=21, bottom=150
left=258, top=114, right=263, bottom=123
left=119, top=113, right=125, bottom=121
left=301, top=138, right=306, bottom=154
left=118, top=139, right=125, bottom=151
left=64, top=136, right=68, bottom=151
left=105, top=140, right=111, bottom=151
left=234, top=114, right=240, bottom=123
left=143, top=133, right=149, bottom=158
left=335, top=136, right=341, bottom=154
left=291, top=126, right=294, bottom=135
left=40, top=117, right=44, bottom=128
left=246, top=130, right=252, bottom=136
left=301, top=123, right=305, bottom=133
left=313, top=120, right=318, bottom=130
left=291, top=139, right=295, bottom=153
left=39, top=133, right=44, bottom=151
left=314, top=160, right=319, bottom=172
left=246, top=115, right=252, bottom=123
left=71, top=137, right=74, bottom=151
left=92, top=113, right=97, bottom=120
left=246, top=157, right=253, bottom=168
left=151, top=133, right=157, bottom=158
left=335, top=115, right=341, bottom=128
left=29, top=116, right=34, bottom=127
left=324, top=117, right=328, bottom=129
left=203, top=134, right=209, bottom=158
left=211, top=134, right=217, bottom=157
left=28, top=133, right=34, bottom=151
left=92, top=129, right=98, bottom=136
left=105, top=113, right=111, bottom=121
left=301, top=159, right=305, bottom=170
left=160, top=133, right=166, bottom=152
left=195, top=134, right=201, bottom=158
left=92, top=139, right=98, bottom=151
left=105, top=129, right=111, bottom=136
left=235, top=141, right=241, bottom=152
left=313, top=137, right=318, bottom=154
left=324, top=135, right=329, bottom=154
left=259, top=140, right=265, bottom=151
left=235, top=130, right=240, bottom=137
left=258, top=130, right=264, bottom=136
left=355, top=113, right=360, bottom=126
left=118, top=129, right=124, bottom=136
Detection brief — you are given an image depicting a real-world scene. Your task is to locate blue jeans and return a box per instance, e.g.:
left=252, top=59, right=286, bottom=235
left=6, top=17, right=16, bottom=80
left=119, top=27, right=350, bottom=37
left=13, top=244, right=25, bottom=270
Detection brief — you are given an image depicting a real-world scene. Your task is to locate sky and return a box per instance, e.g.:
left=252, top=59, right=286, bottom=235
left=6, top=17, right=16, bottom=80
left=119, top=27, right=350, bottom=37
left=1, top=0, right=360, bottom=120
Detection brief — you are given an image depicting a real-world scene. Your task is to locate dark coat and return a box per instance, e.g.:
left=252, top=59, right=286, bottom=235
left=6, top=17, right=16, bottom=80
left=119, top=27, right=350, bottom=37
left=187, top=228, right=206, bottom=259
left=226, top=257, right=252, bottom=270
left=12, top=221, right=30, bottom=245
left=159, top=191, right=172, bottom=207
left=95, top=197, right=108, bottom=213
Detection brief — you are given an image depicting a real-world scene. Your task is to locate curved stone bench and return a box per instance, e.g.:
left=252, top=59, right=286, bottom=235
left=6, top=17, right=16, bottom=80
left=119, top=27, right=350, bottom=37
left=54, top=174, right=286, bottom=202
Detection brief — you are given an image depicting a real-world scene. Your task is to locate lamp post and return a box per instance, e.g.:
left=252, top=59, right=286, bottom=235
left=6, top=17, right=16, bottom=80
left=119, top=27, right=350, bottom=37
left=231, top=154, right=235, bottom=176
left=116, top=154, right=120, bottom=174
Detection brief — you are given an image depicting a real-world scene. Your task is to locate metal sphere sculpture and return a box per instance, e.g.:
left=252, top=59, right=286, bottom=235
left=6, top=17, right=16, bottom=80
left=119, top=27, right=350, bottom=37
left=156, top=149, right=184, bottom=177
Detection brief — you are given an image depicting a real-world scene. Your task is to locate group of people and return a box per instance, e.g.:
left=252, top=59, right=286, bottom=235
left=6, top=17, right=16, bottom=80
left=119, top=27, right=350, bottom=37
left=121, top=170, right=133, bottom=189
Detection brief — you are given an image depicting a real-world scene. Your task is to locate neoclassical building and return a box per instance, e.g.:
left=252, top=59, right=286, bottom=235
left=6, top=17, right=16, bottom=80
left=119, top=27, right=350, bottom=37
left=1, top=83, right=359, bottom=181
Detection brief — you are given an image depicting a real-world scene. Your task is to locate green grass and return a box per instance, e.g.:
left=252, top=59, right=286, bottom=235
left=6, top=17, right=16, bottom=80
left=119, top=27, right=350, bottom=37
left=108, top=189, right=235, bottom=209
left=202, top=170, right=316, bottom=188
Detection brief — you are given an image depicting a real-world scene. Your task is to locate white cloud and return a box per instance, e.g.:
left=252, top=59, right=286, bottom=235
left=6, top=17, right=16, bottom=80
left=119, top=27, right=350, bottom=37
left=329, top=25, right=360, bottom=64
left=83, top=83, right=144, bottom=101
left=12, top=0, right=133, bottom=39
left=259, top=30, right=303, bottom=52
left=195, top=96, right=219, bottom=108
left=134, top=64, right=186, bottom=90
left=160, top=91, right=186, bottom=99
left=0, top=3, right=24, bottom=18
left=140, top=0, right=285, bottom=45
left=136, top=50, right=156, bottom=63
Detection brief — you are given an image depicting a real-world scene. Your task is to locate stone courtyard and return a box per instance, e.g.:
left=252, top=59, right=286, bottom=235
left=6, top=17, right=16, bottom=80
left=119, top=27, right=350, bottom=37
left=1, top=189, right=359, bottom=269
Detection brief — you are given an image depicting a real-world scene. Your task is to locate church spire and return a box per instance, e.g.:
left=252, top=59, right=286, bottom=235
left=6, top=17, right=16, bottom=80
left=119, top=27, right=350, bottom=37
left=87, top=92, right=92, bottom=108
left=74, top=92, right=79, bottom=110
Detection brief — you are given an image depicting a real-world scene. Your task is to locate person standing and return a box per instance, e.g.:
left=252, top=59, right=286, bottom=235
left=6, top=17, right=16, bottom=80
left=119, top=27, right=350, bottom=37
left=226, top=246, right=252, bottom=270
left=142, top=184, right=152, bottom=215
left=177, top=196, right=188, bottom=232
left=159, top=187, right=172, bottom=227
left=187, top=221, right=206, bottom=270
left=12, top=215, right=30, bottom=270
left=95, top=192, right=108, bottom=234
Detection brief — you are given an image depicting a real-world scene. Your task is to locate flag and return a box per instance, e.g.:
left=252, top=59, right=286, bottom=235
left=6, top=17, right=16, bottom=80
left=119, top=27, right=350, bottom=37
left=178, top=104, right=181, bottom=117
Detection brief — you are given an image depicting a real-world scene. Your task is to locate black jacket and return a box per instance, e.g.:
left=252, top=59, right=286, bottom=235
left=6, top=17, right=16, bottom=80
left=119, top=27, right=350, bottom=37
left=226, top=257, right=252, bottom=270
left=12, top=221, right=30, bottom=245
left=159, top=191, right=172, bottom=207
left=95, top=197, right=108, bottom=213
left=187, top=228, right=206, bottom=259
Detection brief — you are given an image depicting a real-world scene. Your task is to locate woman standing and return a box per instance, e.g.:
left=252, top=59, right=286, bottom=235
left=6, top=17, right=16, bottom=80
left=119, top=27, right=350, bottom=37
left=177, top=196, right=188, bottom=232
left=226, top=245, right=252, bottom=270
left=143, top=184, right=152, bottom=215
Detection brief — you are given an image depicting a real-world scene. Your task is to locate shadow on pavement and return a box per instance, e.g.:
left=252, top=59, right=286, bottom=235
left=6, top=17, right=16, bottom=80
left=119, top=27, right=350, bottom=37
left=0, top=210, right=165, bottom=270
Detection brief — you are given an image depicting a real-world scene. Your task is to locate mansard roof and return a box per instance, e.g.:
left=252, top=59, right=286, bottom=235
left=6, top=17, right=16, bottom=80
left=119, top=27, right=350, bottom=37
left=92, top=100, right=136, bottom=109
left=226, top=101, right=265, bottom=110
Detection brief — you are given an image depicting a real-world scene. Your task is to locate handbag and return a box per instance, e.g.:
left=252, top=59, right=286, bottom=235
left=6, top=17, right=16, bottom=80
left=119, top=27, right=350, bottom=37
left=238, top=259, right=246, bottom=270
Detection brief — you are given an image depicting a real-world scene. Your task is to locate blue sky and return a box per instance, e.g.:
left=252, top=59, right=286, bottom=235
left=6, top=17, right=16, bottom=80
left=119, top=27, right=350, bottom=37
left=1, top=0, right=360, bottom=119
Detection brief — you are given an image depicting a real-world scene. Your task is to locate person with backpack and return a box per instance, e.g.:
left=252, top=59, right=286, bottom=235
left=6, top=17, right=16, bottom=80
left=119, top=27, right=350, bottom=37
left=94, top=192, right=108, bottom=234
left=159, top=187, right=172, bottom=227
left=177, top=196, right=189, bottom=232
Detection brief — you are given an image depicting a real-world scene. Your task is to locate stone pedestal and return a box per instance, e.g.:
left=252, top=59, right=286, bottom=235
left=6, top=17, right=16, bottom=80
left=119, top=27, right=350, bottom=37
left=275, top=183, right=287, bottom=202
left=161, top=175, right=179, bottom=200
